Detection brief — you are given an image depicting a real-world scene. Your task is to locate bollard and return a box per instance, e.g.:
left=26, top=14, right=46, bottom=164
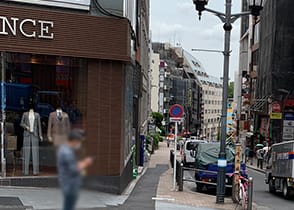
left=170, top=150, right=174, bottom=168
left=247, top=177, right=253, bottom=210
left=178, top=163, right=184, bottom=191
left=176, top=161, right=180, bottom=184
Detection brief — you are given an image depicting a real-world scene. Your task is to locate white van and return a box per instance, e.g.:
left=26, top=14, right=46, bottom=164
left=182, top=139, right=207, bottom=167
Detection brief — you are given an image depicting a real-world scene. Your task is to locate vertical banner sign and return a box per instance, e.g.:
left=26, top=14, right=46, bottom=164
left=1, top=52, right=6, bottom=177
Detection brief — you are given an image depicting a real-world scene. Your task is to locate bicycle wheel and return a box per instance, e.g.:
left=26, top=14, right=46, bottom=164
left=241, top=185, right=247, bottom=209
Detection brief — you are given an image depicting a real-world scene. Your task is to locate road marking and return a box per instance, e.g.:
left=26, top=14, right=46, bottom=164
left=152, top=196, right=175, bottom=201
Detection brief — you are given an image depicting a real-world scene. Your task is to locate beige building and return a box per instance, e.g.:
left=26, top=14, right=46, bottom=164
left=201, top=79, right=223, bottom=140
left=150, top=51, right=160, bottom=112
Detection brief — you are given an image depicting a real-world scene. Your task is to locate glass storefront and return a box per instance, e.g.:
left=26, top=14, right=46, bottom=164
left=2, top=52, right=88, bottom=177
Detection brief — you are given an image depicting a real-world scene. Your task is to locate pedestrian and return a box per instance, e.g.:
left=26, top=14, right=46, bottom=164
left=257, top=149, right=264, bottom=169
left=248, top=148, right=254, bottom=165
left=245, top=147, right=250, bottom=163
left=57, top=129, right=93, bottom=210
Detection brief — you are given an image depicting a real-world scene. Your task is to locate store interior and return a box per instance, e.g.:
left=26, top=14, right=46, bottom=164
left=2, top=52, right=88, bottom=177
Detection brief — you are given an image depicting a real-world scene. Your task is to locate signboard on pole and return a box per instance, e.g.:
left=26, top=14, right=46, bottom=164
left=272, top=102, right=281, bottom=113
left=170, top=117, right=184, bottom=123
left=169, top=104, right=184, bottom=118
left=169, top=104, right=184, bottom=191
left=270, top=113, right=282, bottom=120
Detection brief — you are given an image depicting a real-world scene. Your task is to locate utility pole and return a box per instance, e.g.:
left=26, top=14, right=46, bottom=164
left=193, top=0, right=263, bottom=204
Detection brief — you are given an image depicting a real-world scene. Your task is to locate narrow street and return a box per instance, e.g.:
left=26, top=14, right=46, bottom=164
left=182, top=167, right=294, bottom=210
left=248, top=169, right=294, bottom=210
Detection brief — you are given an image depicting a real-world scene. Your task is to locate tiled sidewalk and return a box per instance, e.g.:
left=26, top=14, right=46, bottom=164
left=246, top=158, right=266, bottom=174
left=154, top=142, right=243, bottom=210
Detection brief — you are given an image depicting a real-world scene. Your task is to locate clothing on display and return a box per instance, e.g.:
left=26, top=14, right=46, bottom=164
left=20, top=109, right=43, bottom=176
left=47, top=109, right=71, bottom=146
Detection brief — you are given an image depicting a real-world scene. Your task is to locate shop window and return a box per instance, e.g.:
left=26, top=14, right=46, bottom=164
left=3, top=52, right=88, bottom=177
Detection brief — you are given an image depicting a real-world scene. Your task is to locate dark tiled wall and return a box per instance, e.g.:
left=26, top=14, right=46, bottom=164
left=86, top=59, right=125, bottom=176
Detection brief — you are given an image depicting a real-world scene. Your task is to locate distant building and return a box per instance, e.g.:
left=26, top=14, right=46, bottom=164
left=152, top=43, right=202, bottom=135
left=183, top=51, right=223, bottom=140
left=150, top=51, right=160, bottom=112
left=152, top=43, right=222, bottom=139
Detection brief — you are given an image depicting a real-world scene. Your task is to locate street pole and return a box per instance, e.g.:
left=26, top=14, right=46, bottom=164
left=1, top=52, right=6, bottom=177
left=216, top=0, right=232, bottom=203
left=193, top=0, right=263, bottom=204
left=173, top=121, right=178, bottom=191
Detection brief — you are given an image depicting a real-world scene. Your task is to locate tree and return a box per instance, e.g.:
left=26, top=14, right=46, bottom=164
left=151, top=112, right=163, bottom=128
left=228, top=82, right=234, bottom=98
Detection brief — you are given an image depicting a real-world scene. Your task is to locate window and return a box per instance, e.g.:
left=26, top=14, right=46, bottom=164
left=5, top=52, right=88, bottom=177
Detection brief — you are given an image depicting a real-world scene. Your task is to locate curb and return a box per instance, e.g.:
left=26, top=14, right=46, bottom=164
left=122, top=165, right=148, bottom=196
left=247, top=165, right=265, bottom=174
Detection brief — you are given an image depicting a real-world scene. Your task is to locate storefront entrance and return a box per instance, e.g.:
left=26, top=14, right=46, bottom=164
left=2, top=52, right=87, bottom=177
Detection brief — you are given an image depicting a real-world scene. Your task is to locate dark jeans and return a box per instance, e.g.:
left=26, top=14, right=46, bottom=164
left=63, top=187, right=79, bottom=210
left=257, top=159, right=263, bottom=169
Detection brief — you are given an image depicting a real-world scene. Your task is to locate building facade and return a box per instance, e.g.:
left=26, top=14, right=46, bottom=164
left=0, top=0, right=150, bottom=194
left=152, top=43, right=222, bottom=138
left=183, top=51, right=222, bottom=140
left=236, top=0, right=261, bottom=148
left=152, top=43, right=203, bottom=135
left=238, top=0, right=294, bottom=147
left=150, top=51, right=160, bottom=112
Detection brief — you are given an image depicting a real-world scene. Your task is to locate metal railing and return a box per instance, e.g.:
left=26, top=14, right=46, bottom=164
left=169, top=150, right=254, bottom=210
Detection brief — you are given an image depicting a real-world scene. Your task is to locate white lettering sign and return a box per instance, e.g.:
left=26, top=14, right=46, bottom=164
left=7, top=0, right=90, bottom=11
left=0, top=16, right=54, bottom=40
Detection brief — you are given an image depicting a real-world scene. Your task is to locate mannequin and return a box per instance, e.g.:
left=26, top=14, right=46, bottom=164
left=47, top=107, right=71, bottom=146
left=20, top=107, right=43, bottom=176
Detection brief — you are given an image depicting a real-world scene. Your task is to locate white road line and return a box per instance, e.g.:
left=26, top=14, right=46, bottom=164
left=152, top=197, right=175, bottom=201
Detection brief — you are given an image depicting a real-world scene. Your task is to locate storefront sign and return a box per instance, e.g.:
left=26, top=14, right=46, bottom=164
left=283, top=120, right=294, bottom=127
left=0, top=16, right=54, bottom=39
left=272, top=102, right=281, bottom=113
left=270, top=113, right=282, bottom=120
left=283, top=133, right=294, bottom=140
left=7, top=0, right=90, bottom=11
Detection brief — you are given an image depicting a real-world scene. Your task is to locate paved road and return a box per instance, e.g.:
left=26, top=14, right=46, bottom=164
left=248, top=169, right=294, bottom=210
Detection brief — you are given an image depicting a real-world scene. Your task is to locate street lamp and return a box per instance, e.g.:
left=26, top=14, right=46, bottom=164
left=193, top=0, right=208, bottom=19
left=249, top=0, right=264, bottom=17
left=193, top=0, right=263, bottom=204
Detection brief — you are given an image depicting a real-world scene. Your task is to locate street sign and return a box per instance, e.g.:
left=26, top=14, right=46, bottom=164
left=169, top=104, right=184, bottom=118
left=170, top=117, right=184, bottom=122
left=270, top=113, right=282, bottom=120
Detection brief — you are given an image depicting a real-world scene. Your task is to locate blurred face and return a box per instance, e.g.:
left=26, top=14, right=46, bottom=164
left=69, top=140, right=82, bottom=150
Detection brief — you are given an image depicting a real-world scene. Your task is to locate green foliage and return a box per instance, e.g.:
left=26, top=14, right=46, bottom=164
left=153, top=132, right=162, bottom=149
left=159, top=125, right=166, bottom=136
left=228, top=82, right=234, bottom=98
left=151, top=112, right=163, bottom=128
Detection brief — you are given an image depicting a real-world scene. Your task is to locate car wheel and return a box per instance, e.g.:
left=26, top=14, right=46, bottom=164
left=268, top=178, right=276, bottom=193
left=282, top=180, right=293, bottom=199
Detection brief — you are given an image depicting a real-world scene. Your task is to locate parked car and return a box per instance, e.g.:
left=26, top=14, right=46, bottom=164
left=193, top=143, right=247, bottom=192
left=182, top=139, right=207, bottom=167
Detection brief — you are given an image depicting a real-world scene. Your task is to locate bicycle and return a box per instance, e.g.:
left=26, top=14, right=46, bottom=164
left=235, top=175, right=249, bottom=210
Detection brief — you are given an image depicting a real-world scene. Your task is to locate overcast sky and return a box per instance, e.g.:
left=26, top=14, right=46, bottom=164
left=150, top=0, right=241, bottom=81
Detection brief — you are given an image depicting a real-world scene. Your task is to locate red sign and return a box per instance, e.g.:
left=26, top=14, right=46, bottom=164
left=169, top=104, right=184, bottom=118
left=272, top=102, right=281, bottom=113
